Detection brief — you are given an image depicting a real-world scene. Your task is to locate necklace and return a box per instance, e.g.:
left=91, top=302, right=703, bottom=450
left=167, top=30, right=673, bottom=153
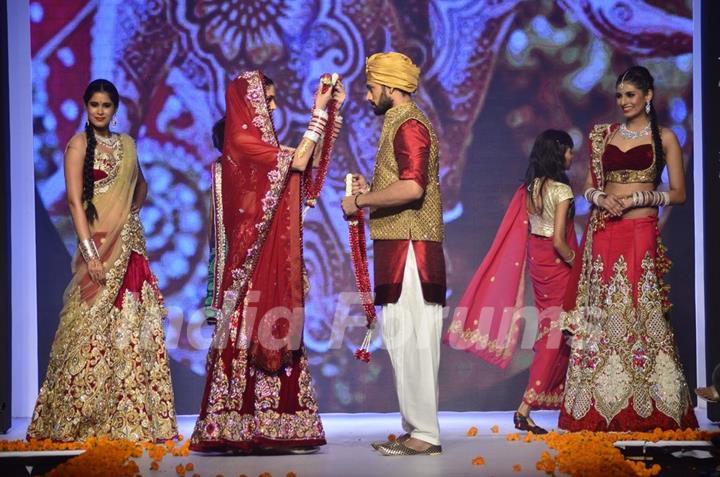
left=619, top=122, right=651, bottom=140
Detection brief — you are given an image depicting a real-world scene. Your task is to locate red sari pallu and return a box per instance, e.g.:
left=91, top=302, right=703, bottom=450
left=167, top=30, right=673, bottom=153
left=445, top=185, right=577, bottom=409
left=190, top=71, right=337, bottom=452
left=559, top=124, right=697, bottom=431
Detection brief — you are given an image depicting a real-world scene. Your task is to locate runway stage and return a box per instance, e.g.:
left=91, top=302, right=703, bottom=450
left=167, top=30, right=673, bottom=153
left=2, top=410, right=717, bottom=477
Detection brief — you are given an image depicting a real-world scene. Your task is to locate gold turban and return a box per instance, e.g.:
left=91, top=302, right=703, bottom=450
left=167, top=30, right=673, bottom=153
left=365, top=52, right=420, bottom=93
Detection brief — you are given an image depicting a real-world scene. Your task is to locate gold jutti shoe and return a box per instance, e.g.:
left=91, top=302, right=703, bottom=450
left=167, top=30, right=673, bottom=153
left=376, top=441, right=442, bottom=456
left=371, top=433, right=409, bottom=450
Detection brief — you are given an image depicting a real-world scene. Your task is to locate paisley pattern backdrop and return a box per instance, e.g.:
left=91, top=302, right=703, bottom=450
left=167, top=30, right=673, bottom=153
left=31, top=0, right=695, bottom=413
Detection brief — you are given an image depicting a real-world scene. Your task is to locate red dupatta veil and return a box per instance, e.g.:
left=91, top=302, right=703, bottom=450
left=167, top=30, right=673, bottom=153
left=210, top=71, right=325, bottom=372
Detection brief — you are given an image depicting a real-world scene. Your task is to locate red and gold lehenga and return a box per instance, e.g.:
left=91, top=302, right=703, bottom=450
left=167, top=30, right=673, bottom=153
left=446, top=181, right=577, bottom=410
left=27, top=133, right=177, bottom=442
left=559, top=124, right=697, bottom=431
left=190, top=71, right=335, bottom=452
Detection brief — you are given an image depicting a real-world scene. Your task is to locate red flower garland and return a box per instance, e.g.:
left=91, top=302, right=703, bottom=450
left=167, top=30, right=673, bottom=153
left=348, top=208, right=376, bottom=362
left=303, top=74, right=340, bottom=208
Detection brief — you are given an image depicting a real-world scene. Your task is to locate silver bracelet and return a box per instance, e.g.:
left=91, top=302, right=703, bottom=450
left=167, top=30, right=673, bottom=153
left=78, top=238, right=99, bottom=262
left=303, top=130, right=321, bottom=143
left=313, top=108, right=329, bottom=120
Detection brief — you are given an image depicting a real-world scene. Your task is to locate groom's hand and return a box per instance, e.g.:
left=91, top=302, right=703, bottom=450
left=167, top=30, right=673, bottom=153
left=352, top=174, right=369, bottom=195
left=341, top=195, right=359, bottom=217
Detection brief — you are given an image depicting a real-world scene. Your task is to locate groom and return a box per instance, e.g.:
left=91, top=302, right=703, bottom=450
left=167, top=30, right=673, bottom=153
left=342, top=52, right=446, bottom=456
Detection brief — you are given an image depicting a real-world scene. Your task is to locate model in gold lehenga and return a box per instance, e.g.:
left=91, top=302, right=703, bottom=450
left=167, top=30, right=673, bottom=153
left=27, top=79, right=177, bottom=442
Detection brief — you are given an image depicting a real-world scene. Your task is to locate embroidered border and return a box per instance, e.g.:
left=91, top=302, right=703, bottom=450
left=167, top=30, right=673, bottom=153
left=211, top=160, right=226, bottom=307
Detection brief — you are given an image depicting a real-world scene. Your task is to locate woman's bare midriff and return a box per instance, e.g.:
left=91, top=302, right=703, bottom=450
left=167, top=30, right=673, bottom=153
left=605, top=181, right=658, bottom=219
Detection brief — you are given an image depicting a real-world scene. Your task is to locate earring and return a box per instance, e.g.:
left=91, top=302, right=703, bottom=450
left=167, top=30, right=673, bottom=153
left=111, top=116, right=118, bottom=127
left=645, top=101, right=651, bottom=114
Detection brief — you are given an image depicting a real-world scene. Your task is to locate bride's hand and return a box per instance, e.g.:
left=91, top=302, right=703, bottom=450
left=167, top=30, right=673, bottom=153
left=315, top=80, right=333, bottom=110
left=332, top=80, right=346, bottom=109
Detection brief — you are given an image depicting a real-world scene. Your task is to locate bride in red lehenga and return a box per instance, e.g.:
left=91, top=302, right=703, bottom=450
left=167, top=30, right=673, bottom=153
left=559, top=66, right=697, bottom=432
left=190, top=71, right=344, bottom=452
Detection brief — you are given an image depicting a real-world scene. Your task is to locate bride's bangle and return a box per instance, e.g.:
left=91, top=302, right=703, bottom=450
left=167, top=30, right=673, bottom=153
left=563, top=250, right=575, bottom=264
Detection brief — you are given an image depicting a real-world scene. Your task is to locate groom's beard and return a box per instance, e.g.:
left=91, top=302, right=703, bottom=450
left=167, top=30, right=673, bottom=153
left=371, top=92, right=393, bottom=116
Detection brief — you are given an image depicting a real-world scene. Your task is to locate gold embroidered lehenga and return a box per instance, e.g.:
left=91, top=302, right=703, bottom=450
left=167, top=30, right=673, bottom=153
left=27, top=133, right=178, bottom=442
left=559, top=124, right=697, bottom=431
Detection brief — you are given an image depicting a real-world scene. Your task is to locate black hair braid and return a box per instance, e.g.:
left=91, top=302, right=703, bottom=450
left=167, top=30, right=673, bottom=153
left=648, top=102, right=665, bottom=185
left=82, top=121, right=98, bottom=223
left=80, top=78, right=120, bottom=223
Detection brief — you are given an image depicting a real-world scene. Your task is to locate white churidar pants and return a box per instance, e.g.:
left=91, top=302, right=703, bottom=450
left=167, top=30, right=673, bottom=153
left=381, top=243, right=443, bottom=446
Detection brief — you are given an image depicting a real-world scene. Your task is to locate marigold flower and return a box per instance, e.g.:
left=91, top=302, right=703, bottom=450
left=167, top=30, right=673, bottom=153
left=471, top=455, right=485, bottom=465
left=176, top=463, right=186, bottom=475
left=466, top=426, right=478, bottom=437
left=490, top=424, right=499, bottom=433
left=186, top=462, right=194, bottom=471
left=513, top=464, right=522, bottom=472
left=150, top=461, right=159, bottom=471
left=387, top=433, right=397, bottom=441
left=287, top=473, right=298, bottom=477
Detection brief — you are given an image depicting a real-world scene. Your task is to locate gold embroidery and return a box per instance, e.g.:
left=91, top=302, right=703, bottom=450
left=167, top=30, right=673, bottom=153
left=190, top=351, right=325, bottom=446
left=93, top=133, right=124, bottom=195
left=212, top=161, right=227, bottom=306
left=447, top=315, right=521, bottom=360
left=255, top=370, right=281, bottom=410
left=191, top=409, right=325, bottom=445
left=369, top=102, right=443, bottom=242
left=562, top=250, right=692, bottom=426
left=528, top=179, right=574, bottom=237
left=523, top=386, right=564, bottom=408
left=27, top=282, right=177, bottom=441
left=298, top=354, right=319, bottom=412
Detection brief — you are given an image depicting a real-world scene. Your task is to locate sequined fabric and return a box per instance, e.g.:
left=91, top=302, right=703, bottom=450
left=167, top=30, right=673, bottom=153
left=190, top=350, right=325, bottom=451
left=559, top=217, right=697, bottom=431
left=27, top=134, right=177, bottom=442
left=369, top=102, right=443, bottom=242
left=527, top=179, right=574, bottom=238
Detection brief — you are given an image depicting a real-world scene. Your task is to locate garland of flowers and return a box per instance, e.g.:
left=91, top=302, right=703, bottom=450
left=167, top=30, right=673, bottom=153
left=348, top=207, right=376, bottom=362
left=303, top=73, right=339, bottom=208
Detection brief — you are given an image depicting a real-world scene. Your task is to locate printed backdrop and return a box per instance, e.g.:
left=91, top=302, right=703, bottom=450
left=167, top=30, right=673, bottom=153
left=31, top=0, right=696, bottom=413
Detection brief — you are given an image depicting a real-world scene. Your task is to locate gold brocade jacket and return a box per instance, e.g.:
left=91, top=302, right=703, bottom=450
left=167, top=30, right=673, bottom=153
left=369, top=102, right=443, bottom=242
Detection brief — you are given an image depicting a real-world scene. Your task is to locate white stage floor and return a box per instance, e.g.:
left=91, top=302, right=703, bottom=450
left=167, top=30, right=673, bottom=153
left=2, top=410, right=717, bottom=476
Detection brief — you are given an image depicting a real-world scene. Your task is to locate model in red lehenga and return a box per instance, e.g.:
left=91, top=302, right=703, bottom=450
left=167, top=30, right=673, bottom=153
left=190, top=71, right=345, bottom=453
left=27, top=79, right=177, bottom=441
left=446, top=130, right=578, bottom=434
left=559, top=66, right=698, bottom=432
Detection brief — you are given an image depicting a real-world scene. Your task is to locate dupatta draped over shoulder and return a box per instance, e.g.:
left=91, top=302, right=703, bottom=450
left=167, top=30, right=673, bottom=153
left=211, top=70, right=305, bottom=373
left=27, top=133, right=177, bottom=441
